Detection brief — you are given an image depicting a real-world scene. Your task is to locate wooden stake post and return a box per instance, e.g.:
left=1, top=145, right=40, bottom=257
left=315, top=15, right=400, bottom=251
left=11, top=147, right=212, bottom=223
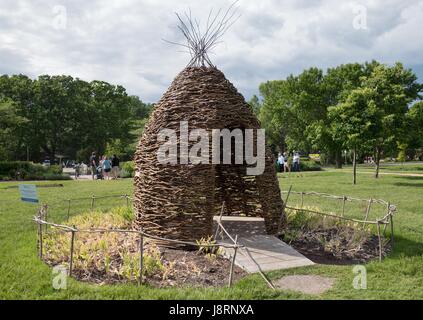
left=69, top=227, right=76, bottom=276
left=277, top=186, right=292, bottom=235
left=341, top=196, right=347, bottom=217
left=139, top=232, right=144, bottom=285
left=228, top=235, right=238, bottom=288
left=363, top=199, right=372, bottom=227
left=38, top=208, right=43, bottom=259
left=67, top=199, right=71, bottom=221
left=91, top=195, right=95, bottom=210
left=376, top=221, right=383, bottom=262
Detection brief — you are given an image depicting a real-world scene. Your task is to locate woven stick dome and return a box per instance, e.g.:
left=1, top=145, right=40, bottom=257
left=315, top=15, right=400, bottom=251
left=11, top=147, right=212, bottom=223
left=134, top=66, right=285, bottom=244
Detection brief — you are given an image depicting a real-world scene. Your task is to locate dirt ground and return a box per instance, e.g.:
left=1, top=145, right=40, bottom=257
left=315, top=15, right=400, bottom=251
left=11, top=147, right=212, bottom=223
left=274, top=275, right=335, bottom=295
left=148, top=248, right=246, bottom=288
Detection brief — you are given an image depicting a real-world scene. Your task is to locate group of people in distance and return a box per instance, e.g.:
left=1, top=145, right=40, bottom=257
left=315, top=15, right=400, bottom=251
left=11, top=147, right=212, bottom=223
left=277, top=152, right=301, bottom=173
left=89, top=152, right=120, bottom=180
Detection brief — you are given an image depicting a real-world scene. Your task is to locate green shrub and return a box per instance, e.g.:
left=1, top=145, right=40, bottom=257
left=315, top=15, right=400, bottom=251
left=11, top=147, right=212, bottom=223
left=300, top=159, right=321, bottom=171
left=0, top=161, right=68, bottom=181
left=42, top=174, right=71, bottom=181
left=0, top=161, right=31, bottom=178
left=121, top=161, right=135, bottom=178
left=47, top=165, right=63, bottom=175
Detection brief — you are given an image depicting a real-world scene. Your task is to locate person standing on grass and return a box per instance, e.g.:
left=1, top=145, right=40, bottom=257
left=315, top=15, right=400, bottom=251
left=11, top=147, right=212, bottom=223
left=277, top=153, right=284, bottom=173
left=111, top=154, right=120, bottom=179
left=102, top=156, right=112, bottom=180
left=293, top=152, right=300, bottom=172
left=283, top=152, right=291, bottom=173
left=74, top=162, right=80, bottom=180
left=89, top=152, right=97, bottom=180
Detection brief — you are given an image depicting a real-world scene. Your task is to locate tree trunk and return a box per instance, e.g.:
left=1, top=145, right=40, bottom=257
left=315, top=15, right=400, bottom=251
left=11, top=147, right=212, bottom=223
left=375, top=147, right=381, bottom=179
left=41, top=145, right=55, bottom=162
left=335, top=150, right=343, bottom=169
left=352, top=148, right=357, bottom=185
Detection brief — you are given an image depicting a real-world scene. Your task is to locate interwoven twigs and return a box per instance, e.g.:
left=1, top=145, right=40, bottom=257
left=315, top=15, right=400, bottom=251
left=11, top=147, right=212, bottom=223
left=134, top=67, right=284, bottom=244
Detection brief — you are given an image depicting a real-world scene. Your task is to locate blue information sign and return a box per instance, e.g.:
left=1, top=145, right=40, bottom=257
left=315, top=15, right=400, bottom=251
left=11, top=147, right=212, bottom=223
left=19, top=184, right=39, bottom=203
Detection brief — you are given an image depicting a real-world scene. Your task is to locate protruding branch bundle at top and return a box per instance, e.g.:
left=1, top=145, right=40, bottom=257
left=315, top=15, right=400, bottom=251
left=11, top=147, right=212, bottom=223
left=164, top=1, right=241, bottom=67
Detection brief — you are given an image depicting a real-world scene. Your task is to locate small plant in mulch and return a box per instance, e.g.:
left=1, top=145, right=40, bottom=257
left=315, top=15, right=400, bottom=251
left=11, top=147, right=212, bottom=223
left=196, top=236, right=222, bottom=261
left=43, top=207, right=246, bottom=287
left=280, top=207, right=390, bottom=264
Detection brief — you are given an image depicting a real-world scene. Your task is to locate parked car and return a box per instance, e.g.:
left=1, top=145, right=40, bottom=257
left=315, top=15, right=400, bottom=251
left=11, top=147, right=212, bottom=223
left=65, top=160, right=76, bottom=168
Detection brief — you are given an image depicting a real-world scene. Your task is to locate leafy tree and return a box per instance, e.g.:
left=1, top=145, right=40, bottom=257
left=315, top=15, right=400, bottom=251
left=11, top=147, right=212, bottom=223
left=247, top=95, right=261, bottom=115
left=397, top=142, right=407, bottom=164
left=128, top=95, right=153, bottom=119
left=0, top=74, right=147, bottom=163
left=258, top=65, right=371, bottom=166
left=406, top=101, right=423, bottom=159
left=258, top=61, right=422, bottom=176
left=105, top=138, right=134, bottom=161
left=0, top=75, right=37, bottom=160
left=259, top=68, right=324, bottom=154
left=0, top=100, right=28, bottom=160
left=359, top=63, right=422, bottom=178
left=329, top=88, right=376, bottom=184
left=330, top=63, right=421, bottom=182
left=314, top=62, right=378, bottom=167
left=258, top=81, right=289, bottom=153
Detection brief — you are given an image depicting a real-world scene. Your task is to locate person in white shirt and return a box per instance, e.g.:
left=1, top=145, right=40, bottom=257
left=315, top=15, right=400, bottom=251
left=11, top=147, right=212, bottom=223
left=293, top=152, right=300, bottom=172
left=277, top=153, right=284, bottom=173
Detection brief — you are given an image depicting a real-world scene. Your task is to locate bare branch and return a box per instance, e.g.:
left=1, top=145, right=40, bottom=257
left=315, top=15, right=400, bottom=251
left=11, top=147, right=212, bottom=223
left=162, top=2, right=240, bottom=67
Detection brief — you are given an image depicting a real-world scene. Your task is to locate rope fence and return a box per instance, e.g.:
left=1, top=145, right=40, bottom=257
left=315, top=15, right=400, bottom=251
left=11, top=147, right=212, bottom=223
left=33, top=199, right=258, bottom=289
left=33, top=190, right=396, bottom=288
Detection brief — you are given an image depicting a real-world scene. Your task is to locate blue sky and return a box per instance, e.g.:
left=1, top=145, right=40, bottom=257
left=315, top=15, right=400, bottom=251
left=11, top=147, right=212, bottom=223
left=0, top=0, right=422, bottom=102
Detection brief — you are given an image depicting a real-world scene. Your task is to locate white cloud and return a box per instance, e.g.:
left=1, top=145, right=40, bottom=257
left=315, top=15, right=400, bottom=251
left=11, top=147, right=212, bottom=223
left=0, top=0, right=422, bottom=102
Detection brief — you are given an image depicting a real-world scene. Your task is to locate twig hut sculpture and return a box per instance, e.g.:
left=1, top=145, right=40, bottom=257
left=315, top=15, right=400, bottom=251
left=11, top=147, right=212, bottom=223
left=134, top=5, right=285, bottom=245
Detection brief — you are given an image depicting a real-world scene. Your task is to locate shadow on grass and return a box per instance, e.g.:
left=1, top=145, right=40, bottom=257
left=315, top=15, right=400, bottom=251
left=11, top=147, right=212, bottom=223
left=394, top=183, right=423, bottom=188
left=390, top=234, right=423, bottom=259
left=393, top=175, right=423, bottom=187
left=394, top=176, right=423, bottom=180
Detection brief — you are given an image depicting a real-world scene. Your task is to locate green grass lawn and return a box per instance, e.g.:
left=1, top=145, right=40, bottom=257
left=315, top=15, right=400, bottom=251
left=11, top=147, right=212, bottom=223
left=1, top=172, right=422, bottom=300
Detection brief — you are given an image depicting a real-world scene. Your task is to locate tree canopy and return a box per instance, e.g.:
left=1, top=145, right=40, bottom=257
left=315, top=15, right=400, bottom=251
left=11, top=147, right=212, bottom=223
left=0, top=74, right=151, bottom=162
left=258, top=61, right=422, bottom=182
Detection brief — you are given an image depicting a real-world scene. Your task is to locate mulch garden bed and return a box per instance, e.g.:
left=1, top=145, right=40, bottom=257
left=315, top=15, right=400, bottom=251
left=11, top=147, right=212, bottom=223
left=48, top=247, right=247, bottom=288
left=148, top=248, right=246, bottom=288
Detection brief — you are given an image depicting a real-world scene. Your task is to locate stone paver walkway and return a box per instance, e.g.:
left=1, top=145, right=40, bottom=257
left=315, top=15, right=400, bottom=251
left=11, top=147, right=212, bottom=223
left=213, top=216, right=314, bottom=273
